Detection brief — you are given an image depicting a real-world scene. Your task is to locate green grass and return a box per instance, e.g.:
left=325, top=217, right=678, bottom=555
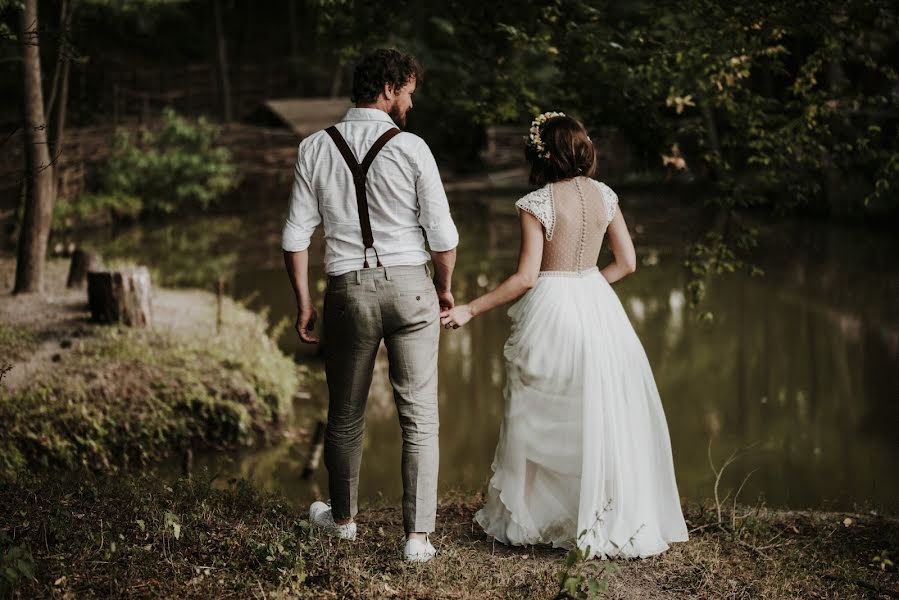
left=0, top=302, right=299, bottom=481
left=0, top=325, right=37, bottom=365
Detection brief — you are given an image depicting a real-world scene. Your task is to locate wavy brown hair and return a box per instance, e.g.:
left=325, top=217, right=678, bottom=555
left=351, top=48, right=423, bottom=104
left=525, top=115, right=597, bottom=186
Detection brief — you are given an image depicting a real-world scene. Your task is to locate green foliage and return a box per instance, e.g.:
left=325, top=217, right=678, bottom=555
left=871, top=549, right=894, bottom=572
left=554, top=540, right=619, bottom=599
left=549, top=0, right=897, bottom=213
left=53, top=192, right=142, bottom=229
left=683, top=224, right=761, bottom=307
left=0, top=1, right=22, bottom=41
left=0, top=532, right=35, bottom=598
left=100, top=108, right=239, bottom=215
left=553, top=506, right=625, bottom=599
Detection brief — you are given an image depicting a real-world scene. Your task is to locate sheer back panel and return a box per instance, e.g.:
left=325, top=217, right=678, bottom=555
left=541, top=177, right=610, bottom=272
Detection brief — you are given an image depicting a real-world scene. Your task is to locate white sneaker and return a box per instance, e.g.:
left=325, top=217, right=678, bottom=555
left=404, top=535, right=437, bottom=563
left=309, top=501, right=357, bottom=540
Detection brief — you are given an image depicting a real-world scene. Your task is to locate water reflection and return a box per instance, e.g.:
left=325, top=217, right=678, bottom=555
left=71, top=189, right=899, bottom=513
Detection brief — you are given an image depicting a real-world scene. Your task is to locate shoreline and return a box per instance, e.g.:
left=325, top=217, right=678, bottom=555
left=0, top=256, right=304, bottom=481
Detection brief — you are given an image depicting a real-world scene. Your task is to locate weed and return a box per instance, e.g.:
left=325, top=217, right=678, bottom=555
left=0, top=533, right=35, bottom=598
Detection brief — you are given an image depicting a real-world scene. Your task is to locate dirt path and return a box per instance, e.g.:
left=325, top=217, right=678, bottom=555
left=0, top=256, right=222, bottom=391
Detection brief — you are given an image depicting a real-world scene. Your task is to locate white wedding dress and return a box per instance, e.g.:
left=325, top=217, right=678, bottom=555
left=474, top=177, right=689, bottom=559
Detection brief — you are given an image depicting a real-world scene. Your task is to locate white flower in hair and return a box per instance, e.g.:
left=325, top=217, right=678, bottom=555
left=527, top=111, right=566, bottom=159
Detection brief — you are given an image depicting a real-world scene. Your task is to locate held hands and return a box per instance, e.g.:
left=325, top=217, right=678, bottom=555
left=440, top=304, right=473, bottom=330
left=295, top=304, right=320, bottom=344
left=436, top=287, right=455, bottom=311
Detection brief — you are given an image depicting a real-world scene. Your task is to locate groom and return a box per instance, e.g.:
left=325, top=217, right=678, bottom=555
left=281, top=48, right=458, bottom=562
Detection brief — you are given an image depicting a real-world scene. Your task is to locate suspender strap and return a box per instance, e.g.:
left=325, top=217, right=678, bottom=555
left=324, top=125, right=401, bottom=268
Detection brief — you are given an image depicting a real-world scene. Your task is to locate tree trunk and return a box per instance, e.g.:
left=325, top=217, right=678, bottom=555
left=14, top=0, right=56, bottom=295
left=329, top=59, right=343, bottom=98
left=45, top=0, right=66, bottom=124
left=66, top=248, right=102, bottom=289
left=87, top=268, right=153, bottom=327
left=287, top=0, right=301, bottom=94
left=52, top=0, right=75, bottom=167
left=699, top=96, right=722, bottom=181
left=52, top=51, right=70, bottom=197
left=212, top=0, right=233, bottom=122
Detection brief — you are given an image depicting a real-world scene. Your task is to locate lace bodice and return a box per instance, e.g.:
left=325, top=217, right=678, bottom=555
left=515, top=177, right=618, bottom=272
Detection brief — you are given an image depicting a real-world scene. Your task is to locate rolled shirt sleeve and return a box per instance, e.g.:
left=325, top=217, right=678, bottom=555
left=281, top=141, right=321, bottom=252
left=414, top=139, right=459, bottom=252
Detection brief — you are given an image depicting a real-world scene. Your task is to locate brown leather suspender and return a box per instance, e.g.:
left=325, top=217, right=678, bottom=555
left=324, top=126, right=401, bottom=269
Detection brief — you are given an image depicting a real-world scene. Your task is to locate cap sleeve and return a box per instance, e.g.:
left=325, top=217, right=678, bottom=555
left=514, top=185, right=555, bottom=240
left=592, top=180, right=619, bottom=225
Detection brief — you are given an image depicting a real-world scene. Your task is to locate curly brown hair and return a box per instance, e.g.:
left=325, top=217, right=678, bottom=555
left=525, top=116, right=597, bottom=186
left=351, top=48, right=423, bottom=104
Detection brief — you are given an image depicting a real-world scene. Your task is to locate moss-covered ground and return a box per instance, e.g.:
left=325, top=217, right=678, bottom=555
left=0, top=257, right=301, bottom=480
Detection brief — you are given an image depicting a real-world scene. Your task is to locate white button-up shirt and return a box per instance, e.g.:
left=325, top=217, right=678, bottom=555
left=281, top=108, right=459, bottom=276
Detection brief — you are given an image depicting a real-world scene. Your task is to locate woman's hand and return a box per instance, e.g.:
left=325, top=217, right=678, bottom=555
left=440, top=304, right=474, bottom=330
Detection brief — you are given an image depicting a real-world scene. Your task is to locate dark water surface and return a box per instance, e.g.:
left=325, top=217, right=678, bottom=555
left=68, top=187, right=899, bottom=513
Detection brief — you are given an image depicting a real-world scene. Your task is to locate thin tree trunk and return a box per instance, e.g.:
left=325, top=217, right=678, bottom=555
left=14, top=0, right=55, bottom=295
left=52, top=0, right=75, bottom=161
left=38, top=0, right=76, bottom=206
left=53, top=49, right=70, bottom=177
left=699, top=96, right=722, bottom=181
left=329, top=59, right=343, bottom=98
left=288, top=0, right=301, bottom=94
left=304, top=0, right=318, bottom=54
left=212, top=0, right=233, bottom=122
left=826, top=60, right=848, bottom=214
left=45, top=0, right=67, bottom=123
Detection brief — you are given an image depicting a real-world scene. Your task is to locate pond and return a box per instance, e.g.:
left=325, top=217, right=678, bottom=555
left=64, top=184, right=899, bottom=514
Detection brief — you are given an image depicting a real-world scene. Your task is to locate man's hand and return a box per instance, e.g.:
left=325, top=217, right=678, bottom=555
left=284, top=250, right=318, bottom=343
left=296, top=305, right=320, bottom=344
left=430, top=249, right=456, bottom=310
left=436, top=288, right=454, bottom=311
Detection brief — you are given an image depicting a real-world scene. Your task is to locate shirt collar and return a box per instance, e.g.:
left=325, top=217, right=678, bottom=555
left=341, top=107, right=397, bottom=126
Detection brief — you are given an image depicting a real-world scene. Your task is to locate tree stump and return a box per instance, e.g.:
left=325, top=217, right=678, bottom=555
left=66, top=248, right=103, bottom=288
left=87, top=267, right=153, bottom=327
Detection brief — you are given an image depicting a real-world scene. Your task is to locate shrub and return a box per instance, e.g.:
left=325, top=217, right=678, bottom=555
left=52, top=192, right=143, bottom=229
left=99, top=108, right=239, bottom=215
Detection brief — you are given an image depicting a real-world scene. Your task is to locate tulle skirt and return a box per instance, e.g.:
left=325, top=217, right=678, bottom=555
left=474, top=267, right=689, bottom=559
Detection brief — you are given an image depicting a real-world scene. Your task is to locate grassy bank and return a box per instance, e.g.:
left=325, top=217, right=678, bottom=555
left=0, top=258, right=301, bottom=481
left=0, top=472, right=896, bottom=599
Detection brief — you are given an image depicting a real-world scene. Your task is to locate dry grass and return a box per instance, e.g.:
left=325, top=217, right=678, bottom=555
left=1, top=473, right=896, bottom=599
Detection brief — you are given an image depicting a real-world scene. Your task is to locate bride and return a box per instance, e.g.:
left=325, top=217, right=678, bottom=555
left=440, top=112, right=688, bottom=558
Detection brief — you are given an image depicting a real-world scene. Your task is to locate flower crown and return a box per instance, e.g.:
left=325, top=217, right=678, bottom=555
left=527, top=111, right=566, bottom=159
